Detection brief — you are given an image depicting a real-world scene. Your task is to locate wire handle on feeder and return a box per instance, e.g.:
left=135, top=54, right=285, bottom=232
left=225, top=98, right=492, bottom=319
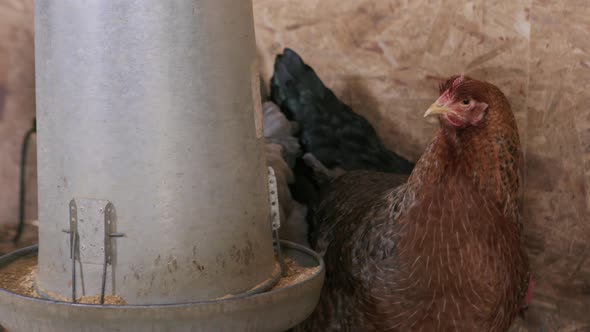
left=13, top=117, right=37, bottom=244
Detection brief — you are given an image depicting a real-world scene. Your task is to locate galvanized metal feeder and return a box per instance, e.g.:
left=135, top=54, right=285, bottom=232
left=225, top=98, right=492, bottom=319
left=0, top=1, right=324, bottom=331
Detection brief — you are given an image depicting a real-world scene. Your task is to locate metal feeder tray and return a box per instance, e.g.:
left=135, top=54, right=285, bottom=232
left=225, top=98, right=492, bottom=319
left=0, top=240, right=324, bottom=332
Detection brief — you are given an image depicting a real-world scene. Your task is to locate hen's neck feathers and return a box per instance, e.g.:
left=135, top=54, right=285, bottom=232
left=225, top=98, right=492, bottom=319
left=407, top=88, right=522, bottom=224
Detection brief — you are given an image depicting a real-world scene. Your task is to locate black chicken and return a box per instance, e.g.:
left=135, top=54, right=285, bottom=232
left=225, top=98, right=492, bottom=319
left=269, top=48, right=415, bottom=246
left=270, top=48, right=414, bottom=176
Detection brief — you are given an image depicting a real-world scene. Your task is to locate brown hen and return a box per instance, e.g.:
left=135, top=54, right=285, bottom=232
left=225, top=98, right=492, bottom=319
left=297, top=75, right=530, bottom=331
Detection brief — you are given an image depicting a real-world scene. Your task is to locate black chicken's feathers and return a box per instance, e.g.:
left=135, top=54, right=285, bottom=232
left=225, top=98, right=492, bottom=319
left=270, top=48, right=414, bottom=175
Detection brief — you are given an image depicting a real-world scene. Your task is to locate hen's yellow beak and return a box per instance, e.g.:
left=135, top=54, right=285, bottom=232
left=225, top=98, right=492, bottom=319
left=424, top=103, right=451, bottom=118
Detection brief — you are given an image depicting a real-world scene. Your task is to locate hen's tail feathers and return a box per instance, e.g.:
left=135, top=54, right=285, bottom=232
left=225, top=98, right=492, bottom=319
left=270, top=48, right=415, bottom=175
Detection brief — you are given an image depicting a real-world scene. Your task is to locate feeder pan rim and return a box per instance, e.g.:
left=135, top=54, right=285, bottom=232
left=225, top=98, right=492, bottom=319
left=0, top=240, right=324, bottom=308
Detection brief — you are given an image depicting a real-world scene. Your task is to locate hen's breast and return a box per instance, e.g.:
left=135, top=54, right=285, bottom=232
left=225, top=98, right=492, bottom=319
left=377, top=178, right=528, bottom=331
left=301, top=172, right=528, bottom=332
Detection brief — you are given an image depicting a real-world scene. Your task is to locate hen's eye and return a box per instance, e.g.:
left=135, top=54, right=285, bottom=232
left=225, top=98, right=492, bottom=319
left=462, top=99, right=470, bottom=105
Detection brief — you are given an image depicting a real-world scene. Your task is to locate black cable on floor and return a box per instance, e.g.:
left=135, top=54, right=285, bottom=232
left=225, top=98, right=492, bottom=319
left=13, top=117, right=36, bottom=245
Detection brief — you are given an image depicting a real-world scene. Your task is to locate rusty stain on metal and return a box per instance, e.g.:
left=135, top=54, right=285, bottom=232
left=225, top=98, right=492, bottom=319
left=191, top=260, right=205, bottom=272
left=166, top=256, right=178, bottom=273
left=228, top=240, right=255, bottom=266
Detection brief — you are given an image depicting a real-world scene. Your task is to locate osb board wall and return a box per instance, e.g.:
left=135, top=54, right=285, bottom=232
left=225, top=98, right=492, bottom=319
left=0, top=0, right=36, bottom=227
left=254, top=0, right=590, bottom=330
left=0, top=0, right=587, bottom=330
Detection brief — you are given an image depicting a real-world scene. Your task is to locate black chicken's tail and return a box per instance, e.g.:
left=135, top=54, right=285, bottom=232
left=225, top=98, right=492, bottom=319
left=270, top=48, right=414, bottom=176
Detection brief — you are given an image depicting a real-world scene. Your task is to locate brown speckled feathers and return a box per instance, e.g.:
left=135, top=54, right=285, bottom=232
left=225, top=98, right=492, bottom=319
left=297, top=78, right=529, bottom=332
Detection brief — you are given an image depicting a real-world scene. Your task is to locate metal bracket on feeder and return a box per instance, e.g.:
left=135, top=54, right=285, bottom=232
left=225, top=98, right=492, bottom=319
left=268, top=167, right=287, bottom=276
left=62, top=199, right=78, bottom=302
left=63, top=198, right=124, bottom=304
left=268, top=168, right=281, bottom=232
